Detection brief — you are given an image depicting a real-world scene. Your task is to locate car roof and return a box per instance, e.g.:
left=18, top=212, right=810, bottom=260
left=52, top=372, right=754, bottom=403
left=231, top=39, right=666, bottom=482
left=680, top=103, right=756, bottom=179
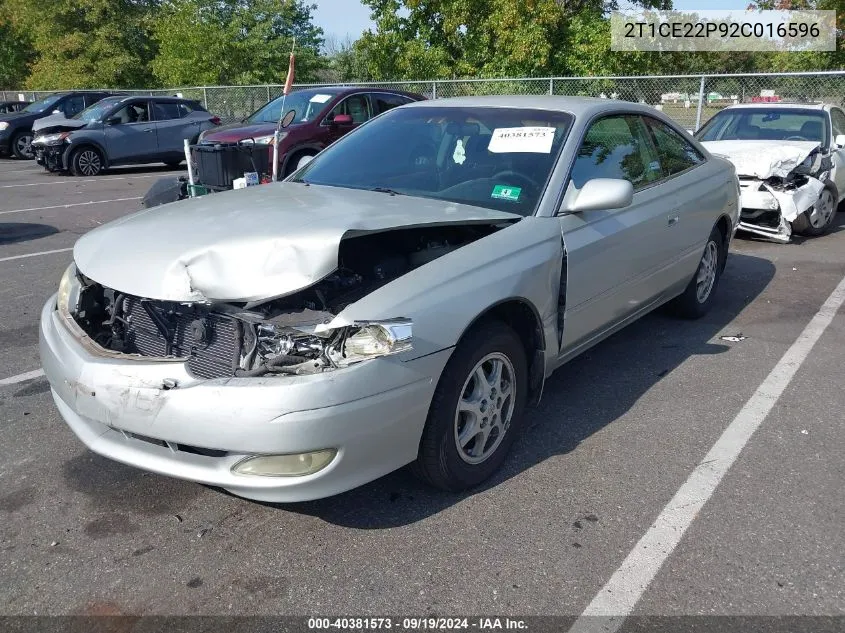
left=717, top=102, right=831, bottom=111
left=292, top=85, right=423, bottom=98
left=404, top=95, right=667, bottom=117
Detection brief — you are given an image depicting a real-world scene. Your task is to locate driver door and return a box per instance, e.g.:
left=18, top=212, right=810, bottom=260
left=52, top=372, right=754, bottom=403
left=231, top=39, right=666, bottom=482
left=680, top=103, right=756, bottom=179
left=557, top=114, right=669, bottom=359
left=104, top=100, right=158, bottom=162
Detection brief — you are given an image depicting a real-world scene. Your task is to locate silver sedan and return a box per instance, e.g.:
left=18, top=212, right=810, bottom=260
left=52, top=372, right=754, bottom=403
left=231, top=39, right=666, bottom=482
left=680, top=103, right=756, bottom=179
left=40, top=96, right=739, bottom=502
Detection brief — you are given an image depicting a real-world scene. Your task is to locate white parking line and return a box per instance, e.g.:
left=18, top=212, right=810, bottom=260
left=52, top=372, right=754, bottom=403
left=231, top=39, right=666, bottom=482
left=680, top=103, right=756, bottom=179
left=0, top=174, right=161, bottom=188
left=0, top=247, right=73, bottom=263
left=0, top=368, right=45, bottom=387
left=567, top=271, right=845, bottom=633
left=0, top=196, right=141, bottom=216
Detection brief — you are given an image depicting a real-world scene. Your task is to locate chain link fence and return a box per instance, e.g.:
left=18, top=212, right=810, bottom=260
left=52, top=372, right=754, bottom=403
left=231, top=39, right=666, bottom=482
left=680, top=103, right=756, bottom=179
left=4, top=71, right=844, bottom=130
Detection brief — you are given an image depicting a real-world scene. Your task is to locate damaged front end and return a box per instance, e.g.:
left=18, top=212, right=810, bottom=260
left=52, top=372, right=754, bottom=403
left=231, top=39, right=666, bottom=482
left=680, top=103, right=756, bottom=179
left=60, top=224, right=501, bottom=379
left=703, top=140, right=830, bottom=243
left=32, top=131, right=72, bottom=171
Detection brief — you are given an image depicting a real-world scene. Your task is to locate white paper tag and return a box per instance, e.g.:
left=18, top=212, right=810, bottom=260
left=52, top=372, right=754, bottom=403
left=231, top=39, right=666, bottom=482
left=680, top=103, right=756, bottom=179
left=310, top=94, right=332, bottom=103
left=488, top=127, right=555, bottom=154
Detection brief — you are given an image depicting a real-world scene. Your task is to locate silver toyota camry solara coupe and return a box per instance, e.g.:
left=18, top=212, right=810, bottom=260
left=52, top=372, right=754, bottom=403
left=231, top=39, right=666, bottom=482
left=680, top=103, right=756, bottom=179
left=40, top=96, right=739, bottom=502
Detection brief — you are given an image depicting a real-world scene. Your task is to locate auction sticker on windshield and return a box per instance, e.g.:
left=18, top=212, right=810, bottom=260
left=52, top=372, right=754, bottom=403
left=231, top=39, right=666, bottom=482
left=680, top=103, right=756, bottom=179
left=488, top=127, right=555, bottom=153
left=492, top=185, right=522, bottom=201
left=310, top=94, right=332, bottom=103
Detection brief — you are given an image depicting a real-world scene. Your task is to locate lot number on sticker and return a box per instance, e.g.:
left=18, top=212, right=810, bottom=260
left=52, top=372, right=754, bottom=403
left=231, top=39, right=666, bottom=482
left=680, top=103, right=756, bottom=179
left=488, top=127, right=555, bottom=154
left=492, top=185, right=521, bottom=201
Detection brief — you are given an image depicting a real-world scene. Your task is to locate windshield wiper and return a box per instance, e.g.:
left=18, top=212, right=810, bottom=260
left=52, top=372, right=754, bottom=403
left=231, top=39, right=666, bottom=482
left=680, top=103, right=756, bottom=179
left=371, top=187, right=403, bottom=196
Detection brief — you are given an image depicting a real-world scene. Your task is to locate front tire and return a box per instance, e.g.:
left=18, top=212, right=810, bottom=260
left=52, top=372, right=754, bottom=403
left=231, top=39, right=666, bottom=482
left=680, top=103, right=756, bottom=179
left=284, top=151, right=316, bottom=177
left=670, top=225, right=725, bottom=319
left=792, top=187, right=836, bottom=236
left=70, top=147, right=104, bottom=176
left=412, top=321, right=528, bottom=492
left=11, top=131, right=34, bottom=159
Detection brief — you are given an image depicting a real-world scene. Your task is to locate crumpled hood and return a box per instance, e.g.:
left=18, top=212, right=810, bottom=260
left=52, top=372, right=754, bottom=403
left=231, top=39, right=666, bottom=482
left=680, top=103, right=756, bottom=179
left=73, top=182, right=520, bottom=303
left=33, top=113, right=86, bottom=134
left=700, top=140, right=820, bottom=179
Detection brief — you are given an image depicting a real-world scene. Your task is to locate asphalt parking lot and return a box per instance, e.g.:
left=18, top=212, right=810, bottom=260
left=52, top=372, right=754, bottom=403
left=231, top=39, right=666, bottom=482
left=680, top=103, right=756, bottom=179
left=0, top=157, right=843, bottom=625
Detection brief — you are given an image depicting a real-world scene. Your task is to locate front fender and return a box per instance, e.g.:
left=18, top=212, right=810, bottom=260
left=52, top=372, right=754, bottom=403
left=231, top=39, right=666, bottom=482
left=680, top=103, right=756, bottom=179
left=325, top=216, right=564, bottom=364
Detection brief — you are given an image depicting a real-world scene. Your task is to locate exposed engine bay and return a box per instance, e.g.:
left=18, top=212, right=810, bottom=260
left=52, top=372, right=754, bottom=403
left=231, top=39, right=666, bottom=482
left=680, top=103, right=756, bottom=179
left=69, top=224, right=502, bottom=379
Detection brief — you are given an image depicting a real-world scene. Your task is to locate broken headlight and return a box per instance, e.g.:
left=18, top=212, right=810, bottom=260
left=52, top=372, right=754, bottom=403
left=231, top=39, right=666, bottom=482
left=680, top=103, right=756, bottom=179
left=328, top=319, right=413, bottom=368
left=57, top=263, right=81, bottom=315
left=34, top=132, right=69, bottom=146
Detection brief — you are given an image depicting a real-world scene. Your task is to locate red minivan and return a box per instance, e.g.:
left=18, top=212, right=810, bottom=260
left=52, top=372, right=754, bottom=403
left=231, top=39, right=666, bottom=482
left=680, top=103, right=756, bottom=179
left=199, top=86, right=426, bottom=178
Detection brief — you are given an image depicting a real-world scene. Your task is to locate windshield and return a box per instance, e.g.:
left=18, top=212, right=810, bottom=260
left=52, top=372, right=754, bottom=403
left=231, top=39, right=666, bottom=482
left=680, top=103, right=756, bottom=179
left=696, top=108, right=828, bottom=145
left=293, top=106, right=573, bottom=216
left=246, top=89, right=337, bottom=124
left=74, top=97, right=124, bottom=122
left=23, top=94, right=63, bottom=114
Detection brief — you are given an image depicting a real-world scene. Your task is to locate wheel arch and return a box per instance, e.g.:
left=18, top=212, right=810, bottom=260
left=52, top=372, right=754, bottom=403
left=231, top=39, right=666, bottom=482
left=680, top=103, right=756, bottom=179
left=280, top=143, right=322, bottom=175
left=68, top=140, right=109, bottom=170
left=459, top=297, right=546, bottom=405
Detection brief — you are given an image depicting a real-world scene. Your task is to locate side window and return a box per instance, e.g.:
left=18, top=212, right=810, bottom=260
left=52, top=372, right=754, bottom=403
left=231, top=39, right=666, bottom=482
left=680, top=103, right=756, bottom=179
left=570, top=115, right=661, bottom=191
left=830, top=108, right=845, bottom=137
left=644, top=117, right=705, bottom=177
left=153, top=101, right=181, bottom=121
left=84, top=94, right=104, bottom=108
left=111, top=102, right=150, bottom=124
left=372, top=93, right=412, bottom=115
left=62, top=95, right=85, bottom=116
left=329, top=95, right=371, bottom=124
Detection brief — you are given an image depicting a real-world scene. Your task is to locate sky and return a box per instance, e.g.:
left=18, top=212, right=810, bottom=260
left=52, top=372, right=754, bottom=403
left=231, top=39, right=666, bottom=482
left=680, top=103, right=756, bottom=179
left=311, top=0, right=374, bottom=41
left=311, top=1, right=758, bottom=41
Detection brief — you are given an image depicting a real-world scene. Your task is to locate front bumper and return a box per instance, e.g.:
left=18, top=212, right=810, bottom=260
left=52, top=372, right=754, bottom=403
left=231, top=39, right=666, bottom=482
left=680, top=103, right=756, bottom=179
left=32, top=142, right=69, bottom=171
left=0, top=130, right=10, bottom=154
left=736, top=177, right=824, bottom=243
left=39, top=295, right=449, bottom=502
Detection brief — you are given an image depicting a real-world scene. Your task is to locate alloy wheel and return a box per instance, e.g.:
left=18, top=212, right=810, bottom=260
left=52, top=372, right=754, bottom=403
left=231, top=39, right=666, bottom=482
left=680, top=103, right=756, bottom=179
left=454, top=352, right=516, bottom=465
left=77, top=150, right=101, bottom=176
left=808, top=189, right=835, bottom=229
left=15, top=134, right=33, bottom=159
left=696, top=240, right=719, bottom=304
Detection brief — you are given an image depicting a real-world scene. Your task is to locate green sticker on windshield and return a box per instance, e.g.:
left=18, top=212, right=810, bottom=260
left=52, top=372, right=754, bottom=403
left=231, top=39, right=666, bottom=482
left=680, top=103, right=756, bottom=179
left=492, top=185, right=522, bottom=202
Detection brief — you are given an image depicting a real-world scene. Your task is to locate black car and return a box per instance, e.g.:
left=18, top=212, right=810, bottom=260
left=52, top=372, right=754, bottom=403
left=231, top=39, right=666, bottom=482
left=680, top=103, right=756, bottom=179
left=0, top=91, right=118, bottom=159
left=0, top=100, right=31, bottom=115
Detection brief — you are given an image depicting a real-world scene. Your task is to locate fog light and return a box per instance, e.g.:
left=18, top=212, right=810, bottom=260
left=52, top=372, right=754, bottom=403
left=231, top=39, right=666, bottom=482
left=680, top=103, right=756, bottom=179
left=232, top=449, right=336, bottom=477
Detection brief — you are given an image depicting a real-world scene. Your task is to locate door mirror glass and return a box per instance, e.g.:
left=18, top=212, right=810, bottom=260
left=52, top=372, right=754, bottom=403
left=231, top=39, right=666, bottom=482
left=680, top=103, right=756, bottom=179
left=834, top=134, right=845, bottom=148
left=561, top=178, right=633, bottom=214
left=281, top=109, right=296, bottom=128
left=333, top=113, right=353, bottom=125
left=104, top=116, right=121, bottom=125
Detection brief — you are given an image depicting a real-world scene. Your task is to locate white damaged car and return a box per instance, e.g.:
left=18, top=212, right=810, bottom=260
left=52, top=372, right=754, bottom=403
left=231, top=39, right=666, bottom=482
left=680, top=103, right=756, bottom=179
left=697, top=102, right=845, bottom=242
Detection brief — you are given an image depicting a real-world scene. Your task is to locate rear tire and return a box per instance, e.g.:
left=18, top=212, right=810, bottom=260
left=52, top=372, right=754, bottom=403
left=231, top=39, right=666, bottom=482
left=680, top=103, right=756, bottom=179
left=792, top=187, right=836, bottom=236
left=11, top=131, right=34, bottom=159
left=412, top=321, right=528, bottom=492
left=70, top=146, right=104, bottom=177
left=670, top=225, right=725, bottom=319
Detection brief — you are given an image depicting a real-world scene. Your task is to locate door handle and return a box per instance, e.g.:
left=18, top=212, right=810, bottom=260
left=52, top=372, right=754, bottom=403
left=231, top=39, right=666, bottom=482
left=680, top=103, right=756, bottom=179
left=668, top=214, right=680, bottom=227
left=142, top=128, right=153, bottom=133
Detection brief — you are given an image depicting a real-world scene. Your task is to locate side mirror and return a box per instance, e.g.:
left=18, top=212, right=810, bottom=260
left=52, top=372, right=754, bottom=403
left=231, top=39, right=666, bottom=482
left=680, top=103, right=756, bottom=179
left=332, top=113, right=353, bottom=126
left=104, top=116, right=121, bottom=125
left=834, top=134, right=845, bottom=148
left=561, top=178, right=633, bottom=214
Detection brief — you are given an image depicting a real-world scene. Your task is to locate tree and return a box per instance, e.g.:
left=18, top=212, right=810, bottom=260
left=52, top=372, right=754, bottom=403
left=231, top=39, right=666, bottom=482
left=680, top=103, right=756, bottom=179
left=5, top=0, right=157, bottom=89
left=150, top=0, right=324, bottom=86
left=353, top=0, right=670, bottom=80
left=0, top=2, right=34, bottom=89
